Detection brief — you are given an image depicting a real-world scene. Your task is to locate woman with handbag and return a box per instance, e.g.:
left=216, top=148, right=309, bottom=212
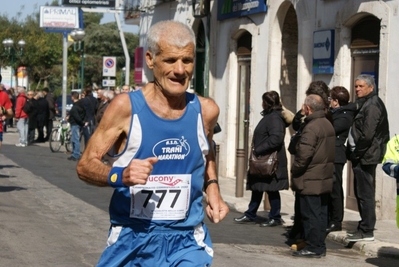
left=234, top=91, right=291, bottom=227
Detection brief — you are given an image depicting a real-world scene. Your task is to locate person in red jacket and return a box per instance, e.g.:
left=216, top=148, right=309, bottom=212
left=14, top=86, right=29, bottom=147
left=0, top=78, right=14, bottom=150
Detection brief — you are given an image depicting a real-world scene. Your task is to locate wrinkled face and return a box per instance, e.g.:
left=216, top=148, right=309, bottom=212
left=146, top=40, right=195, bottom=96
left=354, top=79, right=373, bottom=98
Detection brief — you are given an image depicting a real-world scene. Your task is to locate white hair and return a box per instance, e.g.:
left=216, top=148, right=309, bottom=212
left=17, top=86, right=25, bottom=94
left=104, top=90, right=115, bottom=101
left=147, top=20, right=196, bottom=56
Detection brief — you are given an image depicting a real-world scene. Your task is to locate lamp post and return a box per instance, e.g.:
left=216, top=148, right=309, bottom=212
left=70, top=29, right=85, bottom=90
left=2, top=38, right=25, bottom=88
left=120, top=67, right=126, bottom=87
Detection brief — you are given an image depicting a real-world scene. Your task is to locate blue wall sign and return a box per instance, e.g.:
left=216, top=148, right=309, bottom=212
left=313, top=30, right=335, bottom=74
left=218, top=0, right=267, bottom=21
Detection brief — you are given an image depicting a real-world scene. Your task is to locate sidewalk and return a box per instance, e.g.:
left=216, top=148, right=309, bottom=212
left=0, top=129, right=107, bottom=266
left=219, top=175, right=399, bottom=259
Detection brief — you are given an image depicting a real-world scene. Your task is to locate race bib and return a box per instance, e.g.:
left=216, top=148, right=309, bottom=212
left=130, top=174, right=191, bottom=220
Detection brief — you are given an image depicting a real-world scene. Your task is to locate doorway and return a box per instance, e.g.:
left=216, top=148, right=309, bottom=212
left=346, top=16, right=380, bottom=211
left=195, top=21, right=206, bottom=96
left=235, top=32, right=252, bottom=197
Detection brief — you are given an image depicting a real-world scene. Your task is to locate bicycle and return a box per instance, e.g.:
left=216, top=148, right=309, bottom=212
left=49, top=118, right=72, bottom=152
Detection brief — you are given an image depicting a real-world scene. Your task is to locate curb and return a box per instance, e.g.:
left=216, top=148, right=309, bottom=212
left=327, top=231, right=399, bottom=259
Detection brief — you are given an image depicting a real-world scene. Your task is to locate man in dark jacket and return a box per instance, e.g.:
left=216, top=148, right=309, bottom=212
left=43, top=87, right=56, bottom=141
left=327, top=86, right=356, bottom=233
left=291, top=94, right=335, bottom=258
left=346, top=74, right=390, bottom=242
left=25, top=90, right=39, bottom=145
left=68, top=92, right=85, bottom=161
left=80, top=88, right=97, bottom=145
left=34, top=91, right=49, bottom=143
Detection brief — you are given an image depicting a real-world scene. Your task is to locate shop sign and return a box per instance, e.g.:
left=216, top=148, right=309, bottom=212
left=62, top=0, right=116, bottom=8
left=313, top=30, right=335, bottom=74
left=218, top=0, right=267, bottom=21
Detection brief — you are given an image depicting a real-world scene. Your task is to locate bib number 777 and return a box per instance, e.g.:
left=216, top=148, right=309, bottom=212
left=130, top=174, right=191, bottom=220
left=141, top=189, right=181, bottom=209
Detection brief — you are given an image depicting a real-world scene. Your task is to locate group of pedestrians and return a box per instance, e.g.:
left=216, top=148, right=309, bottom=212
left=1, top=86, right=56, bottom=148
left=1, top=83, right=116, bottom=155
left=1, top=76, right=132, bottom=161
left=234, top=75, right=390, bottom=258
left=67, top=87, right=115, bottom=161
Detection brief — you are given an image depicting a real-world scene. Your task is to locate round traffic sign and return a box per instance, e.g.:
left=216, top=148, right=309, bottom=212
left=104, top=58, right=115, bottom=68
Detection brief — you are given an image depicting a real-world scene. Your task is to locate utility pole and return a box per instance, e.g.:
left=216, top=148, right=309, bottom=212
left=82, top=0, right=130, bottom=85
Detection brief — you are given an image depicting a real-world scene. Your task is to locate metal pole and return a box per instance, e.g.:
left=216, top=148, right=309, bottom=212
left=81, top=3, right=130, bottom=84
left=205, top=13, right=210, bottom=96
left=10, top=50, right=14, bottom=88
left=80, top=42, right=84, bottom=89
left=10, top=68, right=13, bottom=88
left=114, top=12, right=130, bottom=85
left=62, top=32, right=68, bottom=118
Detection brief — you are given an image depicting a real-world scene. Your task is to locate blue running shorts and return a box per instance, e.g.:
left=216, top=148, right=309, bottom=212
left=97, top=223, right=213, bottom=267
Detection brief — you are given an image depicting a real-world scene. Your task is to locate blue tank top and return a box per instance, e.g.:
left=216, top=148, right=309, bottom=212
left=108, top=90, right=209, bottom=229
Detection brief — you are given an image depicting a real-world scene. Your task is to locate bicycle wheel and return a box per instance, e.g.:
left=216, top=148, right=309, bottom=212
left=49, top=128, right=62, bottom=152
left=65, top=129, right=72, bottom=153
left=79, top=130, right=85, bottom=153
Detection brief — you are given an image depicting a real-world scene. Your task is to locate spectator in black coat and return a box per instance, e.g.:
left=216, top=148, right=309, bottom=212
left=43, top=87, right=56, bottom=141
left=25, top=90, right=39, bottom=145
left=345, top=74, right=390, bottom=242
left=34, top=91, right=49, bottom=143
left=80, top=87, right=97, bottom=145
left=67, top=92, right=85, bottom=161
left=326, top=86, right=356, bottom=233
left=234, top=91, right=291, bottom=227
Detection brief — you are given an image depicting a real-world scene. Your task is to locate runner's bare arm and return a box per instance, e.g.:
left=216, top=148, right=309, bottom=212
left=76, top=94, right=158, bottom=187
left=198, top=96, right=229, bottom=223
left=6, top=108, right=13, bottom=119
left=1, top=107, right=13, bottom=119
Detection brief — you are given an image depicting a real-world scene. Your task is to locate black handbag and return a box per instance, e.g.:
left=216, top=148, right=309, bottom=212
left=248, top=147, right=279, bottom=178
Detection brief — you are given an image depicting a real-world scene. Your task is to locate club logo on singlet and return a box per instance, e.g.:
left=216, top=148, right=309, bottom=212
left=152, top=136, right=190, bottom=160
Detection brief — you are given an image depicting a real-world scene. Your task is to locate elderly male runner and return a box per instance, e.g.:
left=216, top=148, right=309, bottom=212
left=77, top=20, right=229, bottom=266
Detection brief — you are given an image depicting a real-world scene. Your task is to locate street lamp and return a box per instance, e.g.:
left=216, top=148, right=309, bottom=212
left=120, top=67, right=126, bottom=87
left=70, top=29, right=85, bottom=90
left=2, top=38, right=26, bottom=88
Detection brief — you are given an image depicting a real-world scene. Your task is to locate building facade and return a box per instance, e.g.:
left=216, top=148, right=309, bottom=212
left=126, top=0, right=398, bottom=220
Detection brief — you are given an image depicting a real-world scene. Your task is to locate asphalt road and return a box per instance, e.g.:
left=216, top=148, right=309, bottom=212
left=1, top=141, right=398, bottom=266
